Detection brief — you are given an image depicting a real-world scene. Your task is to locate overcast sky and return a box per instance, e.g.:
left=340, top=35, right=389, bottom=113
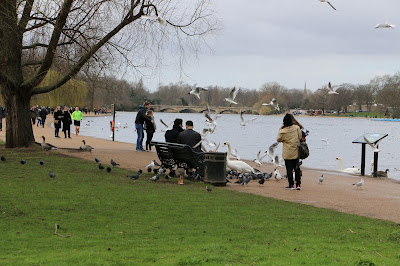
left=138, top=0, right=400, bottom=92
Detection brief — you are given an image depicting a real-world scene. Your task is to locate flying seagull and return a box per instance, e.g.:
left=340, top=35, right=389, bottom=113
left=224, top=87, right=240, bottom=106
left=319, top=0, right=336, bottom=11
left=253, top=150, right=268, bottom=166
left=160, top=119, right=172, bottom=132
left=266, top=142, right=279, bottom=160
left=363, top=136, right=381, bottom=153
left=375, top=23, right=395, bottom=29
left=141, top=15, right=165, bottom=24
left=188, top=84, right=208, bottom=99
left=240, top=110, right=259, bottom=126
left=328, top=82, right=339, bottom=94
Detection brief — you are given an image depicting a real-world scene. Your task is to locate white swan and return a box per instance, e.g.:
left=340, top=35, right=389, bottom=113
left=336, top=157, right=361, bottom=174
left=224, top=142, right=254, bottom=173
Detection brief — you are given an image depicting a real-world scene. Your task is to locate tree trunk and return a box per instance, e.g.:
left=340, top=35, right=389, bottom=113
left=4, top=90, right=34, bottom=148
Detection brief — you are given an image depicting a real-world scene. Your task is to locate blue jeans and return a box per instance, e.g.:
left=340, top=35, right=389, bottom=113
left=135, top=124, right=144, bottom=150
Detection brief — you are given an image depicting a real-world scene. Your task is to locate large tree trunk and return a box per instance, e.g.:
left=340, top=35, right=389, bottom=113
left=4, top=90, right=34, bottom=148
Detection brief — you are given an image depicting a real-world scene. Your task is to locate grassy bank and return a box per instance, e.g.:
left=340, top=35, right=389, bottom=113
left=1, top=146, right=400, bottom=265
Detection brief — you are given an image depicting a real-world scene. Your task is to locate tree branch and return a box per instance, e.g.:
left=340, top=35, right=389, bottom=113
left=22, top=41, right=73, bottom=49
left=18, top=0, right=35, bottom=35
left=21, top=0, right=74, bottom=91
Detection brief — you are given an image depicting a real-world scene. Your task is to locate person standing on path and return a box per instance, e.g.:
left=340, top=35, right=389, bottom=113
left=144, top=110, right=156, bottom=151
left=277, top=113, right=303, bottom=190
left=71, top=106, right=83, bottom=135
left=62, top=106, right=72, bottom=139
left=39, top=106, right=48, bottom=128
left=135, top=102, right=152, bottom=151
left=53, top=106, right=63, bottom=138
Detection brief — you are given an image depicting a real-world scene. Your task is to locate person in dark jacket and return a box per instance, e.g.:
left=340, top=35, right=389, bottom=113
left=0, top=104, right=4, bottom=131
left=39, top=107, right=48, bottom=128
left=144, top=110, right=156, bottom=151
left=165, top=118, right=183, bottom=143
left=134, top=102, right=151, bottom=151
left=177, top=120, right=202, bottom=152
left=53, top=106, right=63, bottom=138
left=62, top=106, right=72, bottom=139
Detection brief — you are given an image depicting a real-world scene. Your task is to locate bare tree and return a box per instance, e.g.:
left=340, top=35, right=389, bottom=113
left=311, top=88, right=330, bottom=114
left=0, top=0, right=219, bottom=147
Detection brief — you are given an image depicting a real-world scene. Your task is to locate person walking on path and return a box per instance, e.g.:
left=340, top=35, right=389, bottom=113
left=165, top=118, right=184, bottom=143
left=39, top=107, right=48, bottom=128
left=71, top=106, right=83, bottom=135
left=134, top=102, right=152, bottom=151
left=62, top=106, right=72, bottom=139
left=277, top=113, right=303, bottom=190
left=53, top=106, right=63, bottom=138
left=144, top=110, right=156, bottom=151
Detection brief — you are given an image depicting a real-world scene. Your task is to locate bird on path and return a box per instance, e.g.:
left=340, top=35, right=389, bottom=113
left=98, top=164, right=105, bottom=170
left=20, top=160, right=27, bottom=165
left=188, top=84, right=208, bottom=99
left=49, top=171, right=56, bottom=178
left=258, top=177, right=265, bottom=185
left=206, top=186, right=212, bottom=192
left=353, top=178, right=364, bottom=189
left=80, top=140, right=93, bottom=152
left=147, top=167, right=152, bottom=173
left=110, top=159, right=120, bottom=167
left=319, top=175, right=324, bottom=184
left=39, top=160, right=45, bottom=166
left=319, top=0, right=336, bottom=10
left=363, top=136, right=381, bottom=153
left=106, top=166, right=112, bottom=173
left=274, top=169, right=282, bottom=181
left=273, top=155, right=282, bottom=167
left=241, top=176, right=251, bottom=186
left=264, top=172, right=272, bottom=181
left=224, top=142, right=255, bottom=173
left=224, top=87, right=240, bottom=106
left=41, top=136, right=57, bottom=153
left=149, top=174, right=160, bottom=182
left=95, top=158, right=101, bottom=163
left=375, top=23, right=395, bottom=29
left=1, top=155, right=6, bottom=162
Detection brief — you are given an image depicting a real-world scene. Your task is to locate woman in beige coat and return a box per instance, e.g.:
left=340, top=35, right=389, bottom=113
left=277, top=113, right=303, bottom=190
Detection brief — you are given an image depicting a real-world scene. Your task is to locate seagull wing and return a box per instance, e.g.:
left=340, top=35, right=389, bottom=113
left=363, top=137, right=380, bottom=152
left=229, top=87, right=236, bottom=99
left=205, top=113, right=214, bottom=123
left=268, top=142, right=279, bottom=157
left=232, top=87, right=240, bottom=100
left=326, top=1, right=336, bottom=10
left=246, top=116, right=259, bottom=123
left=240, top=110, right=244, bottom=123
left=160, top=119, right=169, bottom=128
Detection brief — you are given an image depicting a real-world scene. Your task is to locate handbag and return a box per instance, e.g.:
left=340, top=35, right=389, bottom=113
left=298, top=129, right=309, bottom=159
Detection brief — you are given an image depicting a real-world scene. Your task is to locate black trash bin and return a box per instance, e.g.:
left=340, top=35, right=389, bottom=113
left=204, top=152, right=227, bottom=186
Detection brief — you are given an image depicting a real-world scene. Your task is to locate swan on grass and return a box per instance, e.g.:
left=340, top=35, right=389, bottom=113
left=224, top=141, right=254, bottom=173
left=336, top=157, right=361, bottom=174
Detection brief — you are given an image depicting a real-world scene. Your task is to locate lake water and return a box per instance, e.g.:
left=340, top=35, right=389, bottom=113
left=77, top=112, right=400, bottom=181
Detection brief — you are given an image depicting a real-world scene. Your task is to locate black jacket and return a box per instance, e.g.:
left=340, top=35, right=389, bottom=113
left=53, top=110, right=63, bottom=128
left=165, top=125, right=184, bottom=143
left=144, top=119, right=156, bottom=133
left=62, top=111, right=72, bottom=130
left=135, top=106, right=151, bottom=125
left=39, top=109, right=48, bottom=119
left=177, top=129, right=202, bottom=152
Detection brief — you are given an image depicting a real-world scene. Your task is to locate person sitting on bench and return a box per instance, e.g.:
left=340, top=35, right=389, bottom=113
left=165, top=118, right=184, bottom=143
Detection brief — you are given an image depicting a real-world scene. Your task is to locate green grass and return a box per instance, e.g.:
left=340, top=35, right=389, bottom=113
left=1, top=146, right=400, bottom=265
left=326, top=111, right=382, bottom=118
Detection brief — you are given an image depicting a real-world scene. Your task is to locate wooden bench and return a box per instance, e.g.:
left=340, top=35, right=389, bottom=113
left=150, top=141, right=204, bottom=176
